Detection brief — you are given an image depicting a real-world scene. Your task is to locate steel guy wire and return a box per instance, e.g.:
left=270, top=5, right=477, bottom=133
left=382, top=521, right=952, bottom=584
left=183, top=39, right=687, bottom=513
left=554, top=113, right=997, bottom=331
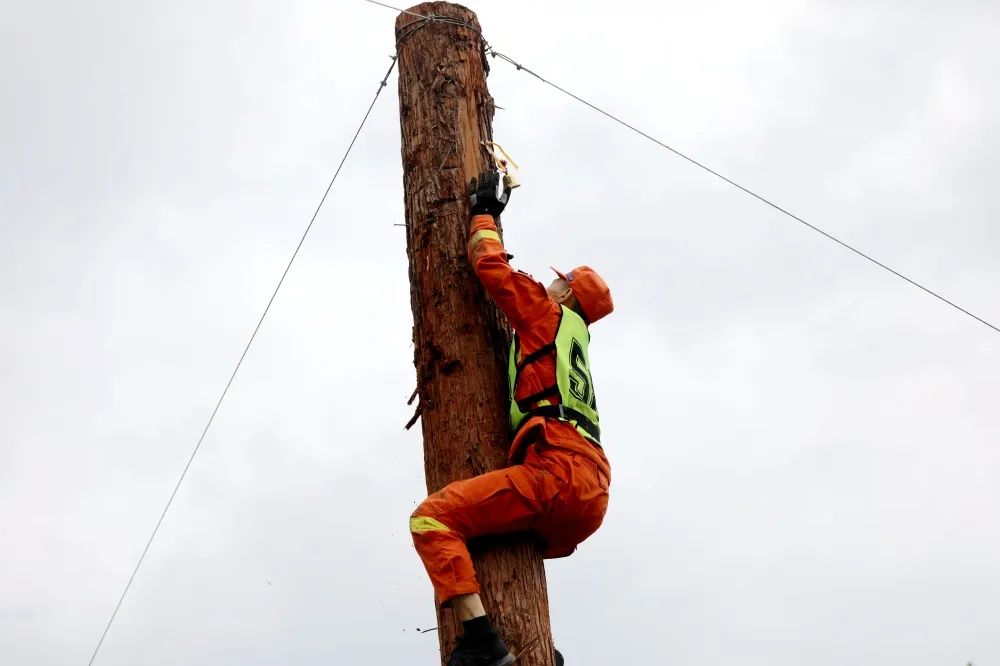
left=486, top=49, right=999, bottom=335
left=365, top=0, right=491, bottom=49
left=86, top=55, right=398, bottom=666
left=362, top=0, right=998, bottom=335
left=364, top=0, right=428, bottom=21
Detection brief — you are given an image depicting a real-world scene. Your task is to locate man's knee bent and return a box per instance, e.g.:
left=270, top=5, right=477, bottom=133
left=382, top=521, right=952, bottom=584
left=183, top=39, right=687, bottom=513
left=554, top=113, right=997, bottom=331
left=409, top=495, right=453, bottom=537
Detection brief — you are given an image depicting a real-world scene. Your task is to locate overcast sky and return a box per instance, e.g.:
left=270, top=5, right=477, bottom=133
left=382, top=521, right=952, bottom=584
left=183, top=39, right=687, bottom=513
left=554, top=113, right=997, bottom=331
left=2, top=0, right=999, bottom=664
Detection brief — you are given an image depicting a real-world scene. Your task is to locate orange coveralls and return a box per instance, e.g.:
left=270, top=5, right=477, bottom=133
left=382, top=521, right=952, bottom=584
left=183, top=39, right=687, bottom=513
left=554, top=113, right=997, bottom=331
left=410, top=214, right=612, bottom=605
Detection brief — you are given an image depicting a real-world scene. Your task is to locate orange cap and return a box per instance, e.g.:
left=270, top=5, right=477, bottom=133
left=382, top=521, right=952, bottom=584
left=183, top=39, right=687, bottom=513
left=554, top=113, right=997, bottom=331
left=550, top=265, right=614, bottom=324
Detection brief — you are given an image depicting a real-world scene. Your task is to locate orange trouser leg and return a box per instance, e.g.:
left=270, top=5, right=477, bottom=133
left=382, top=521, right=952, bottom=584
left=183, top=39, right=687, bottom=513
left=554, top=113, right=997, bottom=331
left=410, top=462, right=555, bottom=605
left=409, top=445, right=609, bottom=605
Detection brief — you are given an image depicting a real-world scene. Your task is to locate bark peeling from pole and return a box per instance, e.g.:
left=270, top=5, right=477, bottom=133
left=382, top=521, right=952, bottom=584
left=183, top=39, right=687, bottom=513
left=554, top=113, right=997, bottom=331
left=395, top=3, right=554, bottom=664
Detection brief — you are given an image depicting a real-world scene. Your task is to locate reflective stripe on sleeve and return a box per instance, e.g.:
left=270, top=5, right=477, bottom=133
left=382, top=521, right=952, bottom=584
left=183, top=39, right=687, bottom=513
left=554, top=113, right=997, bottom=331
left=469, top=229, right=501, bottom=249
left=409, top=516, right=451, bottom=534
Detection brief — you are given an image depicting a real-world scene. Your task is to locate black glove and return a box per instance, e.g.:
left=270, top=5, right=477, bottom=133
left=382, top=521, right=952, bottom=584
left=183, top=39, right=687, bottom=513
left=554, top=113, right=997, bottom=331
left=468, top=169, right=511, bottom=218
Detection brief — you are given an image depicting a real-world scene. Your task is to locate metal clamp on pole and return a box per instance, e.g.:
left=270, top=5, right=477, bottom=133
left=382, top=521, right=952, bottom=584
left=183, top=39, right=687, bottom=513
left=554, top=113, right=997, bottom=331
left=482, top=141, right=521, bottom=190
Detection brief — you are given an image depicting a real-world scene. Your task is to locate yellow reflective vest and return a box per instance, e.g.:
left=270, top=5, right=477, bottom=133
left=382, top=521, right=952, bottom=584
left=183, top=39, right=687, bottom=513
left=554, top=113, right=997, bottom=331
left=507, top=305, right=601, bottom=445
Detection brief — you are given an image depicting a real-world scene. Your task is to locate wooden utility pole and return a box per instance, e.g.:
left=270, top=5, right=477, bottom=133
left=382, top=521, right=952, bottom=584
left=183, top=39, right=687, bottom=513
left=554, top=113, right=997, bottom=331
left=395, top=3, right=555, bottom=665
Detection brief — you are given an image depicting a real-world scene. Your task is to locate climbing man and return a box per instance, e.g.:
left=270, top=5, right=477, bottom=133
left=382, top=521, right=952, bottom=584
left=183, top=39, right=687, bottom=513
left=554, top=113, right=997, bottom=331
left=409, top=170, right=613, bottom=666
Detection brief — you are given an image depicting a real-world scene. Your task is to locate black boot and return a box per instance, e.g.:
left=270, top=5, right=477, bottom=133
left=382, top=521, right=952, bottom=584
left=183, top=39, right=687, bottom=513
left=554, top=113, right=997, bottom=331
left=555, top=648, right=564, bottom=665
left=446, top=632, right=516, bottom=666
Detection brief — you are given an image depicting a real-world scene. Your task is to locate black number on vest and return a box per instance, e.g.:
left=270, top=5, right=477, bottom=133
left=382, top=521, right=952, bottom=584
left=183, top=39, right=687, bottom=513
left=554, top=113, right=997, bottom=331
left=569, top=339, right=596, bottom=408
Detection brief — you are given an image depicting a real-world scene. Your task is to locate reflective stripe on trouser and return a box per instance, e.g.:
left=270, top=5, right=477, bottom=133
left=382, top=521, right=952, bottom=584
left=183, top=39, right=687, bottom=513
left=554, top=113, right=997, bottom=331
left=410, top=443, right=609, bottom=605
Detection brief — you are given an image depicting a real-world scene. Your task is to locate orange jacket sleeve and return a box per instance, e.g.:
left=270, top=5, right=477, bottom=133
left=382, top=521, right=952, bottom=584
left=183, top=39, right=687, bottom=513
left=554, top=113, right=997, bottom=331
left=467, top=214, right=554, bottom=332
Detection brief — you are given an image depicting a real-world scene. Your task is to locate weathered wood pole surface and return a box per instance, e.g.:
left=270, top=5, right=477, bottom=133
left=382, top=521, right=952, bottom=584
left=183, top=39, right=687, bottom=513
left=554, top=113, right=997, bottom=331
left=395, top=3, right=554, bottom=664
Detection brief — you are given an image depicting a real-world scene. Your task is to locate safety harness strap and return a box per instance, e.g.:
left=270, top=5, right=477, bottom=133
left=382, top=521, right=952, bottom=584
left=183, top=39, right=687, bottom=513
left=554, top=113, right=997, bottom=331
left=515, top=384, right=561, bottom=411
left=516, top=342, right=556, bottom=370
left=519, top=404, right=601, bottom=444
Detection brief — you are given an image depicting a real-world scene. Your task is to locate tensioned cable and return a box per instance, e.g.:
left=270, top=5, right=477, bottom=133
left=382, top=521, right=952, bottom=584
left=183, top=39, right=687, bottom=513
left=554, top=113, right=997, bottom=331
left=365, top=0, right=999, bottom=335
left=488, top=51, right=998, bottom=335
left=366, top=0, right=491, bottom=49
left=86, top=56, right=398, bottom=666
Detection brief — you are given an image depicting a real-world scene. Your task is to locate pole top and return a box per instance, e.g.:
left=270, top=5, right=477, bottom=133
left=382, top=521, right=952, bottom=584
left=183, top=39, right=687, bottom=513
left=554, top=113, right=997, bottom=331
left=395, top=1, right=481, bottom=33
